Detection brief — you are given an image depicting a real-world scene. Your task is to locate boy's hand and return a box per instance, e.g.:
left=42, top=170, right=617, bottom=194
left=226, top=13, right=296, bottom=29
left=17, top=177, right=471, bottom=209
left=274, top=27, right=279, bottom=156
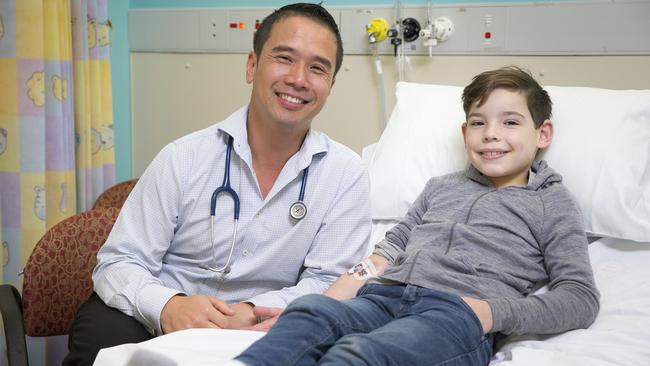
left=461, top=297, right=493, bottom=334
left=242, top=306, right=283, bottom=332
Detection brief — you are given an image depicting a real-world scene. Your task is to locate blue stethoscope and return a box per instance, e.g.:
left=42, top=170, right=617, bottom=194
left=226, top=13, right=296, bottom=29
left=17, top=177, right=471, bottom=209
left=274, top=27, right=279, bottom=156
left=202, top=136, right=309, bottom=273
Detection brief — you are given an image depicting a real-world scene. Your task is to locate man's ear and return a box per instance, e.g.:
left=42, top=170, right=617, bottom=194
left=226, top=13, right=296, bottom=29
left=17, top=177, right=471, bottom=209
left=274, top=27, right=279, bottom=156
left=246, top=52, right=256, bottom=84
left=536, top=119, right=554, bottom=149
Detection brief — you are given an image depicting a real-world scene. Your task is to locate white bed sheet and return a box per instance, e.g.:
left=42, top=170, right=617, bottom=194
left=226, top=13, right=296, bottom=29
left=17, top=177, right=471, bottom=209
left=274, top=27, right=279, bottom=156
left=94, top=237, right=650, bottom=366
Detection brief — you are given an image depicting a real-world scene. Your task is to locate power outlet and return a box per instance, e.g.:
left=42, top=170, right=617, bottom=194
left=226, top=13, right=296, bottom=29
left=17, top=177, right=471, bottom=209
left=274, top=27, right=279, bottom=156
left=199, top=11, right=228, bottom=51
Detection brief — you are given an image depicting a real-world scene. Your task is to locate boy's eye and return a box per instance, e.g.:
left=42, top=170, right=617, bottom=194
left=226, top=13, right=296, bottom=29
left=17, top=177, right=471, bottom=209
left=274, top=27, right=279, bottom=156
left=469, top=120, right=484, bottom=127
left=504, top=120, right=519, bottom=126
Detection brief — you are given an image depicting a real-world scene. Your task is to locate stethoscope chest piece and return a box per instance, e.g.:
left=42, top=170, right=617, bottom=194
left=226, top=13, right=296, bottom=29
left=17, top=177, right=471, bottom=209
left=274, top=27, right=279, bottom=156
left=290, top=166, right=309, bottom=221
left=290, top=201, right=307, bottom=220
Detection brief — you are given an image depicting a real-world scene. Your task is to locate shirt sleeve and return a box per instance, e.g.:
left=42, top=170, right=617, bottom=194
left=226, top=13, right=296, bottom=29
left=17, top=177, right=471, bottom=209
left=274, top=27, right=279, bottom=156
left=93, top=142, right=187, bottom=335
left=486, top=186, right=600, bottom=335
left=246, top=157, right=372, bottom=308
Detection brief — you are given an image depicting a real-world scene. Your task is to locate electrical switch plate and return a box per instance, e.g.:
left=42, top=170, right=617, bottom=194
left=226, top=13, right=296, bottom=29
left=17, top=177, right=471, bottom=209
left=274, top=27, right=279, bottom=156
left=199, top=11, right=228, bottom=51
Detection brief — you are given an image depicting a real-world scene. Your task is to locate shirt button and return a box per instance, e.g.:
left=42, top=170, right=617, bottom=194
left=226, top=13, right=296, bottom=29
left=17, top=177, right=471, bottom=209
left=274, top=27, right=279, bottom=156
left=242, top=249, right=251, bottom=256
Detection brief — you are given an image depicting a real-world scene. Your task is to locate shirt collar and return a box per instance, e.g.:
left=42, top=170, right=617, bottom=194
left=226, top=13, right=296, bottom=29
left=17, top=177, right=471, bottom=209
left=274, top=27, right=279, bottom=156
left=217, top=105, right=329, bottom=170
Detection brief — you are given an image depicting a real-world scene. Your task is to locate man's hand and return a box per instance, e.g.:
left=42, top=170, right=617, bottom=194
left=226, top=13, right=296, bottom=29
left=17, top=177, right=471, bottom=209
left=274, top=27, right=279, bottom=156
left=225, top=302, right=257, bottom=329
left=242, top=306, right=283, bottom=332
left=461, top=297, right=493, bottom=334
left=160, top=295, right=235, bottom=334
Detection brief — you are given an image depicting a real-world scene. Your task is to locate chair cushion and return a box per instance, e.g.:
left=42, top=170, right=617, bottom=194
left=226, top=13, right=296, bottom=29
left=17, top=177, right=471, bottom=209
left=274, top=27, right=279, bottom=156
left=22, top=207, right=120, bottom=336
left=92, top=179, right=139, bottom=210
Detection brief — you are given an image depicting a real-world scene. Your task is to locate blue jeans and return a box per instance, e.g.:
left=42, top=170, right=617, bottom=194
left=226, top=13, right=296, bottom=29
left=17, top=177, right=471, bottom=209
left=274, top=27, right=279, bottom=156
left=236, top=284, right=494, bottom=365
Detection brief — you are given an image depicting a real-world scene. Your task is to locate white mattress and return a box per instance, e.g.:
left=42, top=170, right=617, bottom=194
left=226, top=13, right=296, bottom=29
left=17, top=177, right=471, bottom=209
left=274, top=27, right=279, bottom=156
left=94, top=237, right=650, bottom=366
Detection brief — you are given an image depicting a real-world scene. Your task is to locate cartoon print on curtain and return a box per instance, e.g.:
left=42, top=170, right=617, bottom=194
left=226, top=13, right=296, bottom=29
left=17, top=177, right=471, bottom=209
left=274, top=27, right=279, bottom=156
left=0, top=0, right=116, bottom=365
left=73, top=0, right=115, bottom=212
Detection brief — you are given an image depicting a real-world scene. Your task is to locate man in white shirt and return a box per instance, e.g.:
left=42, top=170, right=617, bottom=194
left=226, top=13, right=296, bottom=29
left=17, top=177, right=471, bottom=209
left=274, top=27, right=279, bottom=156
left=63, top=3, right=371, bottom=365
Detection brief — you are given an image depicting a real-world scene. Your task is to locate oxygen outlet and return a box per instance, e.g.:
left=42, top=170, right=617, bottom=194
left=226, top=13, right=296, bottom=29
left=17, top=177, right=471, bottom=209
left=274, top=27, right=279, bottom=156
left=365, top=17, right=389, bottom=44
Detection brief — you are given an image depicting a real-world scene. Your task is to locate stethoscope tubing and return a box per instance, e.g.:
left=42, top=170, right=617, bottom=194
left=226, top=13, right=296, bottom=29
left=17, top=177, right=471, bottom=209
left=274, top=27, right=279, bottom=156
left=210, top=137, right=240, bottom=219
left=204, top=135, right=308, bottom=273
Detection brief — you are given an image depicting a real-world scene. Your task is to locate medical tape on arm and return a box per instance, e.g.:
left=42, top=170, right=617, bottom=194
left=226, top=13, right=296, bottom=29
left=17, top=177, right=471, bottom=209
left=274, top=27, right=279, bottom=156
left=347, top=258, right=378, bottom=280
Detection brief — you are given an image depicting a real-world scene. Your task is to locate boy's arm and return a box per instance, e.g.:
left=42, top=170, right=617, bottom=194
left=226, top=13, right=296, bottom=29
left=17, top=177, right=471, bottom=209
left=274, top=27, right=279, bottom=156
left=324, top=178, right=437, bottom=300
left=486, top=188, right=600, bottom=335
left=382, top=178, right=437, bottom=252
left=324, top=255, right=390, bottom=300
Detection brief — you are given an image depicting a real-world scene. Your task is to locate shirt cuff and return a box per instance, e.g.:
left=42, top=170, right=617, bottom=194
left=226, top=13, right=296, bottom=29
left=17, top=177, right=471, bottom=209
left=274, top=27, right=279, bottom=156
left=136, top=284, right=185, bottom=336
left=245, top=293, right=290, bottom=310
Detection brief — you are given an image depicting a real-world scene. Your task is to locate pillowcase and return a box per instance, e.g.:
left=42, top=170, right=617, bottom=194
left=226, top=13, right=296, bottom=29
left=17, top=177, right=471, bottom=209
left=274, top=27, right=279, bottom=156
left=365, top=81, right=650, bottom=242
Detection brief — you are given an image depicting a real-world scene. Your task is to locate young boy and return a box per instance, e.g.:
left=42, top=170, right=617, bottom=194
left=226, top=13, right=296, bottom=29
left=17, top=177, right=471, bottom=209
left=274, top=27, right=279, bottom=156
left=232, top=66, right=600, bottom=366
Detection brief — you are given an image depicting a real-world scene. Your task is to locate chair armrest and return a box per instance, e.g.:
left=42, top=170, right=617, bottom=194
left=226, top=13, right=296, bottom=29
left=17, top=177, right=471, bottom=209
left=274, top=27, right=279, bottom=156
left=0, top=284, right=29, bottom=366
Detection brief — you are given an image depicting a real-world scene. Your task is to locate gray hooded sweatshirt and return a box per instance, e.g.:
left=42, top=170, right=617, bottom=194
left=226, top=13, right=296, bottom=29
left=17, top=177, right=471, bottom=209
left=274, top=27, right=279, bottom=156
left=373, top=160, right=600, bottom=335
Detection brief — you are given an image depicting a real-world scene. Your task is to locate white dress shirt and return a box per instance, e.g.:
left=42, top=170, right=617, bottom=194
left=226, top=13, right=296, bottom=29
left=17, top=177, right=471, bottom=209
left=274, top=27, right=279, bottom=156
left=93, top=106, right=371, bottom=335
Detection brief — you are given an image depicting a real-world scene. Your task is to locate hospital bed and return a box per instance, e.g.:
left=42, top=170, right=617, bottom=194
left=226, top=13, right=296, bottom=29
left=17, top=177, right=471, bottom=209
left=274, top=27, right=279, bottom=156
left=94, top=82, right=650, bottom=366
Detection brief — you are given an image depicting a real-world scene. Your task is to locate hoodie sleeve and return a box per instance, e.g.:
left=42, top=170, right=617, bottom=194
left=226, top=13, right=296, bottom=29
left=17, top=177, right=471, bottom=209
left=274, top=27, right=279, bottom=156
left=487, top=185, right=600, bottom=335
left=374, top=178, right=439, bottom=262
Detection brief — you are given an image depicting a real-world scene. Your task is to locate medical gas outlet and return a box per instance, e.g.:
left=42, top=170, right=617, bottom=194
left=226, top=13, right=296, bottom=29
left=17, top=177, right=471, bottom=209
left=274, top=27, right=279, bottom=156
left=387, top=17, right=421, bottom=55
left=401, top=17, right=421, bottom=43
left=420, top=17, right=455, bottom=55
left=366, top=17, right=389, bottom=44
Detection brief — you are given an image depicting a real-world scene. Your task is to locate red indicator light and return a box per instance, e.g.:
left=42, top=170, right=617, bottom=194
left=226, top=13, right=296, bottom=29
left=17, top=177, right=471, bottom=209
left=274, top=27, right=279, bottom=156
left=229, top=23, right=237, bottom=29
left=255, top=19, right=260, bottom=30
left=484, top=32, right=492, bottom=39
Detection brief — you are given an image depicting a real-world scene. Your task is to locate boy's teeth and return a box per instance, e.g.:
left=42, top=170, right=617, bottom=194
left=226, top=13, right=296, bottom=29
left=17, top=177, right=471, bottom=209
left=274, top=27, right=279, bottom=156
left=483, top=151, right=504, bottom=157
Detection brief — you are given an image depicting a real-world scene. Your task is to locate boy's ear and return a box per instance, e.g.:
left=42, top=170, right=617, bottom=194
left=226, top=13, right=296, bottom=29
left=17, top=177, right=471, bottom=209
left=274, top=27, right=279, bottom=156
left=536, top=119, right=554, bottom=149
left=461, top=122, right=468, bottom=143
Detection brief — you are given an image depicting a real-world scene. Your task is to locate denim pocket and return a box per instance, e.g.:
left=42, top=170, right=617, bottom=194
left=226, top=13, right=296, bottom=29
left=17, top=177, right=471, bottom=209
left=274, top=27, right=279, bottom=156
left=356, top=284, right=375, bottom=296
left=456, top=296, right=486, bottom=340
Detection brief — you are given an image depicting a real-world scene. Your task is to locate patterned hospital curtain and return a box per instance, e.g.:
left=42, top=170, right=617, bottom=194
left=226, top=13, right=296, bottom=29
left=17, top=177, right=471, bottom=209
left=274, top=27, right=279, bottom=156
left=72, top=0, right=115, bottom=211
left=0, top=0, right=114, bottom=364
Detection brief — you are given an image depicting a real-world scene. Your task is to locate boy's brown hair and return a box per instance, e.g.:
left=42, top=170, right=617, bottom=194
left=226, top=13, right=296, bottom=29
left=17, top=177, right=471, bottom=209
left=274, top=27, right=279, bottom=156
left=462, top=66, right=552, bottom=128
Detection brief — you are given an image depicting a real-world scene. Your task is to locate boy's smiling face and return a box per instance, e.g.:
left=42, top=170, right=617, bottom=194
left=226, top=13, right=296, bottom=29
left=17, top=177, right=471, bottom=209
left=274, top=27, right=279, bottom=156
left=462, top=88, right=553, bottom=188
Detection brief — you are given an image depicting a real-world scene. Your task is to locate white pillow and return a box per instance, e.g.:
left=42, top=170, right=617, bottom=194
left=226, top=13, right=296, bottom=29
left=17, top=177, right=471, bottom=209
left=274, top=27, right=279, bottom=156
left=365, top=82, right=650, bottom=242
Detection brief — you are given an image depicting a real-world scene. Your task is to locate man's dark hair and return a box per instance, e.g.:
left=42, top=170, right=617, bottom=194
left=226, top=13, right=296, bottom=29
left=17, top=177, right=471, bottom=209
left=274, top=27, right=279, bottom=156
left=462, top=66, right=552, bottom=128
left=253, top=3, right=344, bottom=77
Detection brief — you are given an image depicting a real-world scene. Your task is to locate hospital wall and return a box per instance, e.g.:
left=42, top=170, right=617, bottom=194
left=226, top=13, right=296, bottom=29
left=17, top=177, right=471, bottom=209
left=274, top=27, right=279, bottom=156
left=119, top=1, right=650, bottom=178
left=130, top=54, right=650, bottom=176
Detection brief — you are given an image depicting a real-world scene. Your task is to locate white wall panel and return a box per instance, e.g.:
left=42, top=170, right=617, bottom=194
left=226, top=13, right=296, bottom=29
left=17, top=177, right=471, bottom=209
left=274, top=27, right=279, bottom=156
left=129, top=1, right=650, bottom=55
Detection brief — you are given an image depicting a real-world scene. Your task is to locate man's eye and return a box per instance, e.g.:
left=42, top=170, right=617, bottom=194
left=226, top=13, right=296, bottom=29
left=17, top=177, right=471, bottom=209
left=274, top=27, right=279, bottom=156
left=277, top=55, right=292, bottom=62
left=311, top=65, right=326, bottom=74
